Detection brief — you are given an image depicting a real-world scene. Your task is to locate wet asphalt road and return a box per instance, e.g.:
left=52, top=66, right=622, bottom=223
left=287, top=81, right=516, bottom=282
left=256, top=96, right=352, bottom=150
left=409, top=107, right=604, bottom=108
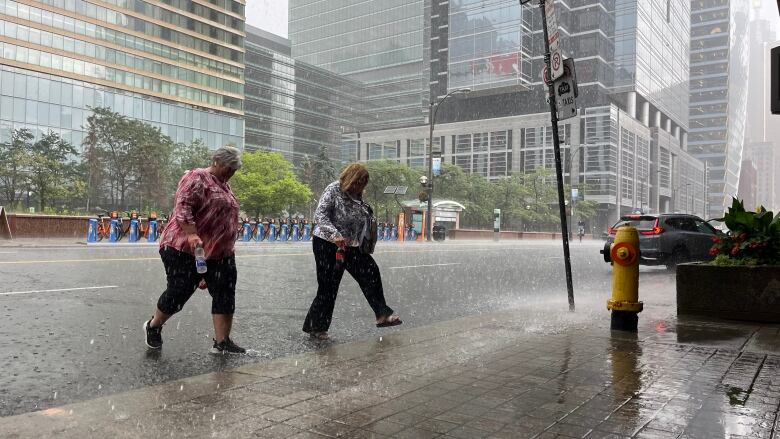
left=0, top=240, right=676, bottom=416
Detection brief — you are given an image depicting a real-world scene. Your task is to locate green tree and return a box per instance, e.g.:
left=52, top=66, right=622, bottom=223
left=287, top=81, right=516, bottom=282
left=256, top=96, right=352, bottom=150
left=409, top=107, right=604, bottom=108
left=82, top=123, right=101, bottom=213
left=82, top=107, right=175, bottom=211
left=363, top=160, right=422, bottom=222
left=461, top=173, right=496, bottom=228
left=171, top=139, right=211, bottom=178
left=28, top=132, right=77, bottom=212
left=296, top=146, right=338, bottom=216
left=568, top=183, right=599, bottom=224
left=133, top=127, right=175, bottom=211
left=493, top=175, right=531, bottom=230
left=232, top=151, right=312, bottom=218
left=0, top=129, right=33, bottom=207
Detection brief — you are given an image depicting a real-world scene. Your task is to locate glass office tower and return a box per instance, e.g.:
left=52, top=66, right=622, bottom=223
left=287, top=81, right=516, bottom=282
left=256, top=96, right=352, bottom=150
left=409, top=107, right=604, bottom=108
left=358, top=0, right=703, bottom=231
left=0, top=0, right=245, bottom=149
left=689, top=0, right=750, bottom=219
left=244, top=25, right=364, bottom=164
left=289, top=0, right=426, bottom=130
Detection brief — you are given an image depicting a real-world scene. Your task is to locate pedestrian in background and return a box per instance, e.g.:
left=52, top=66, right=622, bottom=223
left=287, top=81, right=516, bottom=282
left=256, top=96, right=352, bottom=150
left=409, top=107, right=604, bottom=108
left=143, top=146, right=246, bottom=354
left=303, top=163, right=402, bottom=341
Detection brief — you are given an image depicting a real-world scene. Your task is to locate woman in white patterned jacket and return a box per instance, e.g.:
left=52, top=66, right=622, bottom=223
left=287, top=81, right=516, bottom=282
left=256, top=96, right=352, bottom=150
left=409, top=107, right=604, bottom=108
left=302, top=163, right=402, bottom=341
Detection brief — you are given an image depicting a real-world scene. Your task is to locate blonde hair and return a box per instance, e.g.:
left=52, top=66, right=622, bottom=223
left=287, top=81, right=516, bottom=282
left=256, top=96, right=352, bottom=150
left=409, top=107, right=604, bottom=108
left=339, top=163, right=369, bottom=194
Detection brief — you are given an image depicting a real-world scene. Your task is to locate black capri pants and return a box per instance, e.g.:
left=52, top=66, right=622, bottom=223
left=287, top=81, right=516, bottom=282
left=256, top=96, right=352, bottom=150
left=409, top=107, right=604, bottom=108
left=156, top=246, right=237, bottom=315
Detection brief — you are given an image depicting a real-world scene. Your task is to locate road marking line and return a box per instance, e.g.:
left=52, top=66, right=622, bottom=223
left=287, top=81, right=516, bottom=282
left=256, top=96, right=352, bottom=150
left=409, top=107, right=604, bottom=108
left=0, top=246, right=543, bottom=265
left=0, top=257, right=159, bottom=265
left=389, top=263, right=463, bottom=270
left=0, top=285, right=118, bottom=296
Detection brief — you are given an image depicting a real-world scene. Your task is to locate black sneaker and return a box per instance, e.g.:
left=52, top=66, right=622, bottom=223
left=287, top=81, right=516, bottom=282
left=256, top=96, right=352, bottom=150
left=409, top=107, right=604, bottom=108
left=210, top=337, right=246, bottom=354
left=143, top=319, right=162, bottom=349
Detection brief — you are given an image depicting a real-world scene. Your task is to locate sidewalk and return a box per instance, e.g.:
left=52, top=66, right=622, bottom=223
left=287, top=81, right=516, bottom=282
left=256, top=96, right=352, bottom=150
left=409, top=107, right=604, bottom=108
left=1, top=297, right=778, bottom=439
left=0, top=238, right=85, bottom=247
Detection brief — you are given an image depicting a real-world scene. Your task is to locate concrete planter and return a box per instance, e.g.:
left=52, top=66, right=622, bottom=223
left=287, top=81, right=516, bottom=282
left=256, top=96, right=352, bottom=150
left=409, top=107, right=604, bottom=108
left=677, top=263, right=780, bottom=323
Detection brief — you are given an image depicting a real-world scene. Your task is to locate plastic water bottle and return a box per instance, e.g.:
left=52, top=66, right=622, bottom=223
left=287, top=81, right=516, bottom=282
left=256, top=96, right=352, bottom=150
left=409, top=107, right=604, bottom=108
left=195, top=244, right=207, bottom=274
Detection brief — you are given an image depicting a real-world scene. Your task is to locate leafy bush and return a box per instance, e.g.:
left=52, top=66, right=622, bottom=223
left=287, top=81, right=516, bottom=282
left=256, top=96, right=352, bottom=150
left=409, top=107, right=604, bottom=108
left=709, top=198, right=780, bottom=265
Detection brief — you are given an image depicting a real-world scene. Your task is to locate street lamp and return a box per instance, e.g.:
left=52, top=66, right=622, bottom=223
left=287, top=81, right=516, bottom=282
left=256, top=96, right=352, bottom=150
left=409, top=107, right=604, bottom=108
left=426, top=87, right=470, bottom=241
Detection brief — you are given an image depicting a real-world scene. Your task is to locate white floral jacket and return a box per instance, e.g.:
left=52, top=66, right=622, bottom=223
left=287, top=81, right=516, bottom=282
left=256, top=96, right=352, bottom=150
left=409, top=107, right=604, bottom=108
left=313, top=181, right=371, bottom=247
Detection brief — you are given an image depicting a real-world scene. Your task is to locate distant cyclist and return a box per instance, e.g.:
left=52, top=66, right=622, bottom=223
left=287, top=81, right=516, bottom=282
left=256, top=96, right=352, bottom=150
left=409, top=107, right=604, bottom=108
left=577, top=219, right=586, bottom=243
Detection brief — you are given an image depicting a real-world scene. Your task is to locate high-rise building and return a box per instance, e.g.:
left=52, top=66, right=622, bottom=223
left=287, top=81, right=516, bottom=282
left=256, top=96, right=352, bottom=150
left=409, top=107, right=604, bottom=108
left=244, top=25, right=365, bottom=164
left=737, top=159, right=759, bottom=210
left=0, top=0, right=246, bottom=149
left=289, top=0, right=426, bottom=130
left=742, top=14, right=779, bottom=212
left=353, top=0, right=703, bottom=230
left=737, top=158, right=757, bottom=211
left=689, top=0, right=750, bottom=219
left=744, top=141, right=777, bottom=211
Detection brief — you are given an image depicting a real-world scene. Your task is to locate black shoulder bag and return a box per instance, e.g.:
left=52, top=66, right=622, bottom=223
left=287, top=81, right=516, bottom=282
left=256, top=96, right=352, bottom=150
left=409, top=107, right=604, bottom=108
left=360, top=202, right=378, bottom=255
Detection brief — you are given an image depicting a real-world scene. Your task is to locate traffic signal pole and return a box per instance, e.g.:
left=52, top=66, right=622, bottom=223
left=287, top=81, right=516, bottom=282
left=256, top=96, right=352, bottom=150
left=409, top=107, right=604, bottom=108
left=537, top=0, right=575, bottom=311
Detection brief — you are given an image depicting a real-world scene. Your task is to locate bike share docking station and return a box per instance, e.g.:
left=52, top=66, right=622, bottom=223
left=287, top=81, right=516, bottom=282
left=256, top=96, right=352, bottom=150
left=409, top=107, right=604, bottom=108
left=86, top=211, right=161, bottom=246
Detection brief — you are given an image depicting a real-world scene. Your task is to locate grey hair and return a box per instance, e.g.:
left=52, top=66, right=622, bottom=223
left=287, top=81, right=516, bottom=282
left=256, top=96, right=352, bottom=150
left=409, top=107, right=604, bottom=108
left=212, top=146, right=242, bottom=170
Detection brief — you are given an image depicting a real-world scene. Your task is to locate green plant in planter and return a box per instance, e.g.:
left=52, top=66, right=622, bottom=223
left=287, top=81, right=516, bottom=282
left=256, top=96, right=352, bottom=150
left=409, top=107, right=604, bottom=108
left=709, top=198, right=780, bottom=266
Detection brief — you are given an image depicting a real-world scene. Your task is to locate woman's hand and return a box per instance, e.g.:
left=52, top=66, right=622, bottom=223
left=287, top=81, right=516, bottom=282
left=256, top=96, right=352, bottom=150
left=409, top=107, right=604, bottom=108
left=333, top=237, right=347, bottom=249
left=187, top=233, right=203, bottom=251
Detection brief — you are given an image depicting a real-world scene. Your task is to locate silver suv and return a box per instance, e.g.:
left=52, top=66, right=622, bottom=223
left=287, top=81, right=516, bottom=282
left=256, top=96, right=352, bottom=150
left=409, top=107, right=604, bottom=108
left=601, top=214, right=722, bottom=269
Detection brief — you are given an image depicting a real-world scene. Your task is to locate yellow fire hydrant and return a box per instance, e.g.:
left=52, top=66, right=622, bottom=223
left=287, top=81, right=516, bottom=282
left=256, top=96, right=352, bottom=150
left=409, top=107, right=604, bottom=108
left=606, top=225, right=643, bottom=331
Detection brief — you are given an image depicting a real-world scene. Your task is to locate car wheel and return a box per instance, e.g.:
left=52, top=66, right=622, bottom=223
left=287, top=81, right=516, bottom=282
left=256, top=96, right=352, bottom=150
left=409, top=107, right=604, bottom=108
left=665, top=247, right=689, bottom=271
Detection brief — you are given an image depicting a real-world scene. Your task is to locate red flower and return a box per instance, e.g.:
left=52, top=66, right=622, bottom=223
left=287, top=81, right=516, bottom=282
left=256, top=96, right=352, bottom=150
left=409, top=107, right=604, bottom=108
left=709, top=247, right=719, bottom=256
left=731, top=247, right=739, bottom=256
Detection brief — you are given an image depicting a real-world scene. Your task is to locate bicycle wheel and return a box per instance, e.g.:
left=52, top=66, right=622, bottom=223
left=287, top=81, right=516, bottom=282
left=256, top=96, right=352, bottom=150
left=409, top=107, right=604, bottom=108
left=97, top=225, right=108, bottom=241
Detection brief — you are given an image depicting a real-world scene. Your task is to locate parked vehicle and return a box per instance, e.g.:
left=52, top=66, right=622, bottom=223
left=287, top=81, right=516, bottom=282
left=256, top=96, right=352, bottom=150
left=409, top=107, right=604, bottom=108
left=600, top=214, right=724, bottom=269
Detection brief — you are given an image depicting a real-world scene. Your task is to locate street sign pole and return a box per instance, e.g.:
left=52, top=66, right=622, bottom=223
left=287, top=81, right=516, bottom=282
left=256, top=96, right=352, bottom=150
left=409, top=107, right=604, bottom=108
left=538, top=0, right=575, bottom=311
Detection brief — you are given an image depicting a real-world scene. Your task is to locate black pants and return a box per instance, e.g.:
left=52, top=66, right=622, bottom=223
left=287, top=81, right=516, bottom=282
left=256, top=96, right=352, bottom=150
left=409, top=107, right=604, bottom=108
left=156, top=246, right=237, bottom=315
left=303, top=237, right=393, bottom=333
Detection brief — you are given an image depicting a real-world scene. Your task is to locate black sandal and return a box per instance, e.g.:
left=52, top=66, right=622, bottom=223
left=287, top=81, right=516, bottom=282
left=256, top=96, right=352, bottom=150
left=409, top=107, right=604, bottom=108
left=376, top=315, right=402, bottom=328
left=307, top=331, right=329, bottom=340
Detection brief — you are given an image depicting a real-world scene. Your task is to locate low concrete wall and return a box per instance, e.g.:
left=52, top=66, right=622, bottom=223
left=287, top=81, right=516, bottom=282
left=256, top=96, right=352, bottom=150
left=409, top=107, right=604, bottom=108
left=677, top=263, right=780, bottom=323
left=448, top=229, right=593, bottom=240
left=7, top=214, right=93, bottom=239
left=6, top=214, right=166, bottom=239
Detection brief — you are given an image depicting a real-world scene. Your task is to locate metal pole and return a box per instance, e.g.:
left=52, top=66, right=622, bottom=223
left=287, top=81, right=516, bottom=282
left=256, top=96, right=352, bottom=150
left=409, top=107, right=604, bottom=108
left=427, top=101, right=434, bottom=242
left=704, top=162, right=709, bottom=218
left=539, top=0, right=575, bottom=311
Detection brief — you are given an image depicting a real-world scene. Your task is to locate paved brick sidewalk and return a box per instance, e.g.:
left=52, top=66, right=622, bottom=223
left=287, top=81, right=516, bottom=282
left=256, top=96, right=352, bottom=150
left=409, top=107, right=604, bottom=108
left=1, top=302, right=779, bottom=439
